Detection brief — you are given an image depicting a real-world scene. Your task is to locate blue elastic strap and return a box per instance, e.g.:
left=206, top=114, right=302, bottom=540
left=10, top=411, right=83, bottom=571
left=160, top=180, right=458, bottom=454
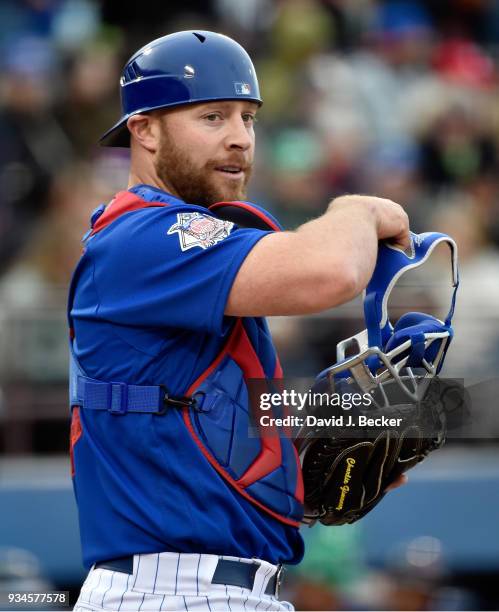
left=74, top=376, right=163, bottom=415
left=69, top=346, right=163, bottom=415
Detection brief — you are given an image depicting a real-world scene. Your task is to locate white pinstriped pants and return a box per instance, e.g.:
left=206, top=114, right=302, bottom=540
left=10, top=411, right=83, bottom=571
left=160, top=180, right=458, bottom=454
left=73, top=553, right=294, bottom=612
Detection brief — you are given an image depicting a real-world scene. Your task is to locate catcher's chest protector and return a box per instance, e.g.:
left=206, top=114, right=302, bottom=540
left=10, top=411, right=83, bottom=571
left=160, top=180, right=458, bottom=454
left=68, top=189, right=304, bottom=529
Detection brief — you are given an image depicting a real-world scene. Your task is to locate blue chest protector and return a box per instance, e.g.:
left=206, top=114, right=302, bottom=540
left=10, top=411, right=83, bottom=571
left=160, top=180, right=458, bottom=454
left=68, top=187, right=304, bottom=567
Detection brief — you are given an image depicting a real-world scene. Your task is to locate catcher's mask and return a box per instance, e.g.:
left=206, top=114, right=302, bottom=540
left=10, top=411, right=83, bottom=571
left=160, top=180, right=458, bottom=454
left=318, top=232, right=459, bottom=404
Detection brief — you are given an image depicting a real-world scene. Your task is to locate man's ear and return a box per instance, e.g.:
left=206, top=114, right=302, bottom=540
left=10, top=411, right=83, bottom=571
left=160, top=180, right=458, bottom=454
left=127, top=114, right=160, bottom=153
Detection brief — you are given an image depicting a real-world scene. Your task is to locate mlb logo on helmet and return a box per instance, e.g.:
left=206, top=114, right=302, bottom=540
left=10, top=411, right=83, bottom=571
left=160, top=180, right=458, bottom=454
left=235, top=82, right=251, bottom=95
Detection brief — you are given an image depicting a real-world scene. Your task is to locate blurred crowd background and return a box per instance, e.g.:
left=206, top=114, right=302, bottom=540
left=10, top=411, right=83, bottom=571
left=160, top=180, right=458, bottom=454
left=0, top=0, right=498, bottom=610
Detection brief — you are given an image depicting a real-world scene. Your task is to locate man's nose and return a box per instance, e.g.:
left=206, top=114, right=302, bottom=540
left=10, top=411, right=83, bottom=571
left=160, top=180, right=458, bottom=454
left=225, top=116, right=252, bottom=151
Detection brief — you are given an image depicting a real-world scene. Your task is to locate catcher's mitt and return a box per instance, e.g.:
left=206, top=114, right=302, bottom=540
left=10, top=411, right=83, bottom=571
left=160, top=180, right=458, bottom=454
left=298, top=377, right=450, bottom=526
left=297, top=231, right=460, bottom=527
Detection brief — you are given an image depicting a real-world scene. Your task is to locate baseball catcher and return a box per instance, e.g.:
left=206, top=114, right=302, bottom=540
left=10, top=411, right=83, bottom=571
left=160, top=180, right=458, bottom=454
left=297, top=232, right=459, bottom=526
left=69, top=28, right=459, bottom=612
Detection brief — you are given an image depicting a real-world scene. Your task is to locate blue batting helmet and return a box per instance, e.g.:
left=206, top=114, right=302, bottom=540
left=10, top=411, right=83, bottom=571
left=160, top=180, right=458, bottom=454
left=100, top=30, right=262, bottom=147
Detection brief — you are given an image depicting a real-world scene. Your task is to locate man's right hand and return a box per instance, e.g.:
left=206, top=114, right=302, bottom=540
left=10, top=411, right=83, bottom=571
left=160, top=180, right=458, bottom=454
left=330, top=195, right=411, bottom=251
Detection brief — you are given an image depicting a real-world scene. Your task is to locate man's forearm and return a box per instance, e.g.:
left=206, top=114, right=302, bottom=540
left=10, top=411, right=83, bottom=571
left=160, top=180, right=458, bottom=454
left=295, top=196, right=380, bottom=298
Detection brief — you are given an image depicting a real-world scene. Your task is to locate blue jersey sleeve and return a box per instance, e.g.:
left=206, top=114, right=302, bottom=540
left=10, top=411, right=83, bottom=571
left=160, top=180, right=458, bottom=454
left=86, top=205, right=270, bottom=335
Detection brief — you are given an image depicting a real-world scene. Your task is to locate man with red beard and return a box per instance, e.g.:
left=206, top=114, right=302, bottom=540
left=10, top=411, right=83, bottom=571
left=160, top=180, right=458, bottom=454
left=68, top=31, right=409, bottom=611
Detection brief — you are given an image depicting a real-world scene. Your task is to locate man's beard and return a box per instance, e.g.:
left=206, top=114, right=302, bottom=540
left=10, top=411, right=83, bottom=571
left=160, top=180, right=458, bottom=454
left=155, top=130, right=252, bottom=207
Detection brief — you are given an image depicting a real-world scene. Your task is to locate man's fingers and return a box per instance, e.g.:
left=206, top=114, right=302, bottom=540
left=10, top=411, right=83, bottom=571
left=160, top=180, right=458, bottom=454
left=387, top=232, right=411, bottom=251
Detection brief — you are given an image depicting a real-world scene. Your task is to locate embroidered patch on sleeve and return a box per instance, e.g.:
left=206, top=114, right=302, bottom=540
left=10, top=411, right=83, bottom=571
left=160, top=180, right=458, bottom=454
left=167, top=212, right=234, bottom=251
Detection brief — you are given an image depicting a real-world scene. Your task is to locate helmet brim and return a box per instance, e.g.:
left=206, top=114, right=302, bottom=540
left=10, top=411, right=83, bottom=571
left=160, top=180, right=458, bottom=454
left=99, top=118, right=131, bottom=148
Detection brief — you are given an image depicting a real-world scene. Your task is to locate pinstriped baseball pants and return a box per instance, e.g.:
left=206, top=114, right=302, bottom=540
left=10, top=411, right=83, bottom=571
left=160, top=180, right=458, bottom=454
left=73, top=553, right=294, bottom=612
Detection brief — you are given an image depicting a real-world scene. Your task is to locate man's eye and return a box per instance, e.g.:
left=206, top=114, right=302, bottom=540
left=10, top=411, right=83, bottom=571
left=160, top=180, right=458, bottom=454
left=243, top=114, right=257, bottom=124
left=205, top=113, right=222, bottom=121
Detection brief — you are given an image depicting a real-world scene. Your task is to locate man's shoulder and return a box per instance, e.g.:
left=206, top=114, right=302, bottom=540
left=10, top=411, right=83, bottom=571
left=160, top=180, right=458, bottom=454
left=108, top=203, right=236, bottom=244
left=88, top=195, right=210, bottom=242
left=85, top=196, right=239, bottom=265
left=84, top=186, right=279, bottom=260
